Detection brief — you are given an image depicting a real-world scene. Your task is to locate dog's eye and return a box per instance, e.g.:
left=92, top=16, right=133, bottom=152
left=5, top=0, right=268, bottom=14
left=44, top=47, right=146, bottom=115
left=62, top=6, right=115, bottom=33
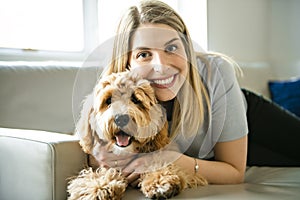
left=106, top=97, right=112, bottom=105
left=131, top=94, right=140, bottom=104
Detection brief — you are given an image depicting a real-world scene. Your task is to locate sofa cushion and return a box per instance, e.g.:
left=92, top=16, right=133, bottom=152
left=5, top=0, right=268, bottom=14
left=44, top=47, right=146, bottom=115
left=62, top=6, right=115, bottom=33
left=269, top=78, right=300, bottom=117
left=0, top=62, right=100, bottom=134
left=123, top=167, right=300, bottom=199
left=0, top=127, right=87, bottom=200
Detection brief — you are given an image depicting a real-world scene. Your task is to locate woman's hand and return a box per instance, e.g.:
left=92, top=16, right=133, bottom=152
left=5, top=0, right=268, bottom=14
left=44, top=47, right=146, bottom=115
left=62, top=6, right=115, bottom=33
left=122, top=155, right=146, bottom=188
left=122, top=150, right=182, bottom=187
left=91, top=141, right=137, bottom=169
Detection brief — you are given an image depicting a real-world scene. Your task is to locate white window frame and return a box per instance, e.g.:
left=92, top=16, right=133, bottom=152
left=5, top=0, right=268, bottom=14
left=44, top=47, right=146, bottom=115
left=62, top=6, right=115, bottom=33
left=0, top=0, right=99, bottom=61
left=0, top=0, right=207, bottom=61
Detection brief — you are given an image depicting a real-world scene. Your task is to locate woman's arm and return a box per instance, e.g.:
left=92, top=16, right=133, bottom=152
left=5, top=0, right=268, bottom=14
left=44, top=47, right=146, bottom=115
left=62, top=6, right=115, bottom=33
left=124, top=135, right=247, bottom=186
left=175, top=135, right=248, bottom=184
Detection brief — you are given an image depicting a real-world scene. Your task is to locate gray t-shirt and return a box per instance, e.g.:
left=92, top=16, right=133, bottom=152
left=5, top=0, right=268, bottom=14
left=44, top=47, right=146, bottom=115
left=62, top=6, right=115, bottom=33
left=176, top=56, right=248, bottom=159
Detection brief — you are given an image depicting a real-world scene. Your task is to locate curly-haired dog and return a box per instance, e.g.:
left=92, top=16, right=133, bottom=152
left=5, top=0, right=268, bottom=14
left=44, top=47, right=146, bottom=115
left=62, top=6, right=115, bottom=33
left=67, top=71, right=207, bottom=199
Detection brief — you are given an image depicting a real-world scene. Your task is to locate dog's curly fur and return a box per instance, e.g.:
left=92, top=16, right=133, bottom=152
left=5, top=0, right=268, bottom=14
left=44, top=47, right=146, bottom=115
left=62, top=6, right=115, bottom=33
left=67, top=71, right=207, bottom=200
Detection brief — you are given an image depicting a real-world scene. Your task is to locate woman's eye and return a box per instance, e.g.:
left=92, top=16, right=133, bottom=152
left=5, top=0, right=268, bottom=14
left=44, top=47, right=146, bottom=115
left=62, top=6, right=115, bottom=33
left=136, top=51, right=151, bottom=60
left=165, top=44, right=178, bottom=53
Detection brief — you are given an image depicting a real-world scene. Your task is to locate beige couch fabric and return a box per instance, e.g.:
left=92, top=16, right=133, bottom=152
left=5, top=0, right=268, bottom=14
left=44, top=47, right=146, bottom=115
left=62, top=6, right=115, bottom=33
left=0, top=128, right=86, bottom=200
left=1, top=62, right=299, bottom=200
left=123, top=167, right=300, bottom=199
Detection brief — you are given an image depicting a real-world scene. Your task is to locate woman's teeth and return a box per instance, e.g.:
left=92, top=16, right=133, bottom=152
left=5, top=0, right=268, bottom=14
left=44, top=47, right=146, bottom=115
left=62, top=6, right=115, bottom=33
left=153, top=76, right=174, bottom=85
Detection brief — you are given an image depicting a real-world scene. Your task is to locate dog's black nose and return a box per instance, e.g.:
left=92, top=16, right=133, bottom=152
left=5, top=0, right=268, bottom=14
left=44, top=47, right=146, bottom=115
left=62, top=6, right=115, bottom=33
left=114, top=114, right=130, bottom=127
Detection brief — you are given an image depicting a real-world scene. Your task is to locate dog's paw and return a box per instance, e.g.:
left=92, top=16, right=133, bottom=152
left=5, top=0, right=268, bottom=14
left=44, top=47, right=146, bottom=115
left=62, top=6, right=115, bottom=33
left=146, top=182, right=180, bottom=199
left=139, top=173, right=182, bottom=199
left=67, top=167, right=127, bottom=200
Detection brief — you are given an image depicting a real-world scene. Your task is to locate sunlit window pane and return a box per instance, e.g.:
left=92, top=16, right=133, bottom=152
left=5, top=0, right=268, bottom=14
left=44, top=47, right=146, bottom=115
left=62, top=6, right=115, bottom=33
left=0, top=0, right=84, bottom=52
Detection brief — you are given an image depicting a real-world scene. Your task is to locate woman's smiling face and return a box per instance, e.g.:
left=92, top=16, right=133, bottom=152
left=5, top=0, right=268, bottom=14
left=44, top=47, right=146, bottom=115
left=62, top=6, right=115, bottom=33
left=129, top=23, right=189, bottom=101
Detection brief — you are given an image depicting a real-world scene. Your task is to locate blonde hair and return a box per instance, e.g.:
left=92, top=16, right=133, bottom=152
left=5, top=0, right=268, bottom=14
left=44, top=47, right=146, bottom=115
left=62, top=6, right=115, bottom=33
left=103, top=0, right=212, bottom=138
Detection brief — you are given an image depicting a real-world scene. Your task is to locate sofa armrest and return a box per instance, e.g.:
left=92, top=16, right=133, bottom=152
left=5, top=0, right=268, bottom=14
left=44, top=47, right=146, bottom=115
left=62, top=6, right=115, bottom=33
left=0, top=128, right=87, bottom=200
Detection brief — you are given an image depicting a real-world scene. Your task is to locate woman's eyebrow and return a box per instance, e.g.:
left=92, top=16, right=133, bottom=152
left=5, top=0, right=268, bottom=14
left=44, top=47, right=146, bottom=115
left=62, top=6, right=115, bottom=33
left=164, top=38, right=180, bottom=46
left=132, top=47, right=151, bottom=51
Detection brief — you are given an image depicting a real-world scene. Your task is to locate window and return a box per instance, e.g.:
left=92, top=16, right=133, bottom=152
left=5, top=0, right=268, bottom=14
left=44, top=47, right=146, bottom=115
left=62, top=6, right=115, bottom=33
left=98, top=0, right=207, bottom=51
left=0, top=0, right=207, bottom=61
left=0, top=0, right=90, bottom=60
left=0, top=0, right=84, bottom=52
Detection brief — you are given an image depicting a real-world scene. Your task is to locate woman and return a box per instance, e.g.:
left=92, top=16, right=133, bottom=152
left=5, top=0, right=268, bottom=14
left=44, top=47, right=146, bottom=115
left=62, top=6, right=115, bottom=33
left=91, top=0, right=300, bottom=187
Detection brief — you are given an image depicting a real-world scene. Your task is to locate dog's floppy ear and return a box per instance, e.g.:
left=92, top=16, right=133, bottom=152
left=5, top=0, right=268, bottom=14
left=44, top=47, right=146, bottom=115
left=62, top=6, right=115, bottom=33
left=75, top=94, right=96, bottom=154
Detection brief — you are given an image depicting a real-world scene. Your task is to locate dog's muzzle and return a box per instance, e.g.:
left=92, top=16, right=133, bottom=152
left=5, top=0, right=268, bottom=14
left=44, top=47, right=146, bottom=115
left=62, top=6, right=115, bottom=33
left=114, top=114, right=130, bottom=127
left=114, top=114, right=132, bottom=147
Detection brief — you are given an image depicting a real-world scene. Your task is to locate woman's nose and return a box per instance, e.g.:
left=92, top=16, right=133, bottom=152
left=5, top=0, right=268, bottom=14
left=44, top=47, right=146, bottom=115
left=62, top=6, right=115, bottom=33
left=151, top=52, right=166, bottom=73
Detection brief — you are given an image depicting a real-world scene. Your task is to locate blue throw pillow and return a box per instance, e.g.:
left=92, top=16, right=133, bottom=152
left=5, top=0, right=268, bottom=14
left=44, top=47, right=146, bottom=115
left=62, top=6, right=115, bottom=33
left=269, top=78, right=300, bottom=117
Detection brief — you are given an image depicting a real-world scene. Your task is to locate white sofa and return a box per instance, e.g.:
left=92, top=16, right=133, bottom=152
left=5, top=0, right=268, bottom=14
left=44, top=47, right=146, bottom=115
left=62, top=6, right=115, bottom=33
left=0, top=61, right=299, bottom=200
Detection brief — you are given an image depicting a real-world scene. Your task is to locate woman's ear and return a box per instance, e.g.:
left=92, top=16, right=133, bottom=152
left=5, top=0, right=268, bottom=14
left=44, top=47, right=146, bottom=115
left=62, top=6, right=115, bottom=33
left=75, top=94, right=96, bottom=154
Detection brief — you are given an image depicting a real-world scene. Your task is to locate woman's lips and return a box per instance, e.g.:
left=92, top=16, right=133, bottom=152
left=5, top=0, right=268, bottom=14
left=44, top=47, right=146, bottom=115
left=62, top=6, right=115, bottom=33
left=150, top=74, right=177, bottom=89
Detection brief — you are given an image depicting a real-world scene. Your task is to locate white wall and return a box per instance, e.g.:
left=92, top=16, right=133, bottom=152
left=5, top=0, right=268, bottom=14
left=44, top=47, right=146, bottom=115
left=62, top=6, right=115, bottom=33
left=207, top=0, right=300, bottom=79
left=269, top=0, right=300, bottom=78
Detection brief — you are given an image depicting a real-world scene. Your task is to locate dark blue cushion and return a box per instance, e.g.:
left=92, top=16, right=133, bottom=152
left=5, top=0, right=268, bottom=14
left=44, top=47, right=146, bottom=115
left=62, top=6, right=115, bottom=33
left=269, top=78, right=300, bottom=117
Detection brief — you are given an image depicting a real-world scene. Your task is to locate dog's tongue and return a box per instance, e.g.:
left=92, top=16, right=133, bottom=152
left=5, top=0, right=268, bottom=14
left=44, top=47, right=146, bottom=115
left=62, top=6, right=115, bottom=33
left=115, top=132, right=131, bottom=147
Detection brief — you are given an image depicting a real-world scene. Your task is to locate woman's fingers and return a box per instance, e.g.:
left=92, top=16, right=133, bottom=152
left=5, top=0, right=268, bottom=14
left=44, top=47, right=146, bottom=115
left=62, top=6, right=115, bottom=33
left=122, top=156, right=149, bottom=186
left=124, top=170, right=140, bottom=187
left=123, top=170, right=143, bottom=188
left=92, top=141, right=137, bottom=168
left=102, top=153, right=136, bottom=168
left=110, top=158, right=129, bottom=168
